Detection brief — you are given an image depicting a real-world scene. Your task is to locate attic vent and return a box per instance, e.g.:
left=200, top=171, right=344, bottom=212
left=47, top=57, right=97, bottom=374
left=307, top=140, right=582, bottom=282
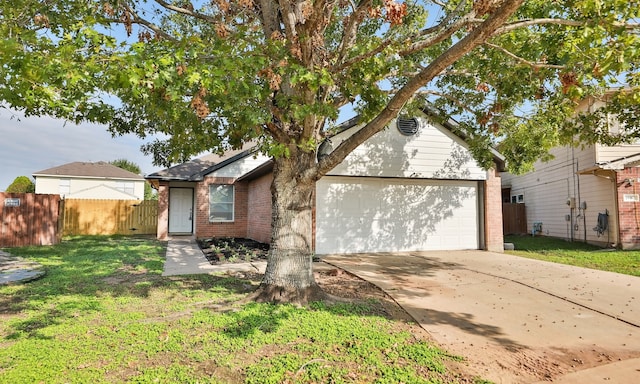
left=397, top=117, right=419, bottom=136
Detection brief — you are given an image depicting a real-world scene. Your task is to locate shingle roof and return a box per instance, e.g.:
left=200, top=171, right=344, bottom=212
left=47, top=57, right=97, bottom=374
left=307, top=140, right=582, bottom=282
left=146, top=143, right=256, bottom=181
left=32, top=161, right=144, bottom=180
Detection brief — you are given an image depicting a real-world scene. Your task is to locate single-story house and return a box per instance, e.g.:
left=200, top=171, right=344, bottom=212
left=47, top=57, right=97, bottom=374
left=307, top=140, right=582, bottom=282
left=146, top=112, right=505, bottom=254
left=33, top=161, right=145, bottom=200
left=501, top=93, right=640, bottom=249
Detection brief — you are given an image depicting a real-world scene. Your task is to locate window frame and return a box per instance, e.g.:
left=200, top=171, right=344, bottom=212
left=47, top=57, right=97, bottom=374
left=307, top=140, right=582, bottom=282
left=116, top=181, right=135, bottom=195
left=209, top=184, right=235, bottom=222
left=59, top=179, right=70, bottom=196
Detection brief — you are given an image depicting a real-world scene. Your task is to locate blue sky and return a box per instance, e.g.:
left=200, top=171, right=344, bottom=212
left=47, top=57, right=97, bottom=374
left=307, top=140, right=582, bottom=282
left=0, top=108, right=159, bottom=191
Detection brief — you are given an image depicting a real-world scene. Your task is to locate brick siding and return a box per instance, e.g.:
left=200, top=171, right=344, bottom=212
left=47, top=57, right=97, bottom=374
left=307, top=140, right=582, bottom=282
left=616, top=168, right=640, bottom=249
left=247, top=173, right=273, bottom=243
left=156, top=182, right=169, bottom=240
left=485, top=168, right=504, bottom=252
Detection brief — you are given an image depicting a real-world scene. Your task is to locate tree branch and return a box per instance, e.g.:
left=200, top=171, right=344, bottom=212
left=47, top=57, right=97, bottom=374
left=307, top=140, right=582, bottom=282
left=495, top=18, right=640, bottom=35
left=484, top=42, right=565, bottom=70
left=124, top=6, right=176, bottom=41
left=153, top=0, right=217, bottom=24
left=333, top=0, right=372, bottom=69
left=311, top=0, right=526, bottom=181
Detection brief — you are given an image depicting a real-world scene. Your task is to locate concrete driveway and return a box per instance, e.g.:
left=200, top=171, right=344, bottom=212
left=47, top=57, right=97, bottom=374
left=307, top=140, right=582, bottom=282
left=323, top=251, right=640, bottom=383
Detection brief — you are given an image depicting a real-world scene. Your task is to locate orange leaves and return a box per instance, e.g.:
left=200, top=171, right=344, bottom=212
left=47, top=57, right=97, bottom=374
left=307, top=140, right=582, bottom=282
left=473, top=0, right=497, bottom=17
left=213, top=0, right=230, bottom=13
left=258, top=68, right=283, bottom=91
left=215, top=23, right=229, bottom=38
left=176, top=64, right=187, bottom=76
left=120, top=8, right=133, bottom=37
left=33, top=14, right=50, bottom=28
left=369, top=0, right=407, bottom=26
left=559, top=72, right=578, bottom=94
left=190, top=87, right=211, bottom=119
left=476, top=82, right=490, bottom=92
left=384, top=0, right=407, bottom=25
left=237, top=0, right=255, bottom=9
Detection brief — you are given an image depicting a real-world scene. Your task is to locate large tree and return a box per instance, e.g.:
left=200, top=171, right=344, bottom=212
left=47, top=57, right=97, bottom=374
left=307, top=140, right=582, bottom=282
left=1, top=0, right=639, bottom=303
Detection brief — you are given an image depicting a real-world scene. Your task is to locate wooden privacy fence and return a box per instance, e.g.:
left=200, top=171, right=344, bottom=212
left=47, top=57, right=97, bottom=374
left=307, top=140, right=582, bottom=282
left=62, top=199, right=158, bottom=236
left=502, top=203, right=527, bottom=235
left=0, top=193, right=62, bottom=247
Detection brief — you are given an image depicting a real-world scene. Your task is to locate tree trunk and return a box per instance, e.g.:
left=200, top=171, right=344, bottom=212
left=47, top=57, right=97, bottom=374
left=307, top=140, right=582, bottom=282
left=250, top=149, right=330, bottom=305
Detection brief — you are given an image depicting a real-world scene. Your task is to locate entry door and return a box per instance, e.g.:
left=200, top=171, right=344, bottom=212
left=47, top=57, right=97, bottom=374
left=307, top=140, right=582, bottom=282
left=169, top=188, right=193, bottom=233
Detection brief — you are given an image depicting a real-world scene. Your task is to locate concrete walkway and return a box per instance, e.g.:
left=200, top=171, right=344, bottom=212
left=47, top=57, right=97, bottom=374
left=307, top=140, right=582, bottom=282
left=162, top=238, right=267, bottom=276
left=323, top=251, right=640, bottom=384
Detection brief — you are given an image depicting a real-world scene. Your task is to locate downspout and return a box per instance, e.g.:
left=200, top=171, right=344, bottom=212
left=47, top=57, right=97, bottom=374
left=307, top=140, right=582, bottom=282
left=613, top=171, right=621, bottom=248
left=567, top=177, right=573, bottom=242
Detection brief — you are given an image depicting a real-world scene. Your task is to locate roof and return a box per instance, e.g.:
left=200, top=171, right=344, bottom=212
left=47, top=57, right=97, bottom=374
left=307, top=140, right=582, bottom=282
left=33, top=161, right=144, bottom=180
left=147, top=106, right=506, bottom=182
left=146, top=143, right=256, bottom=182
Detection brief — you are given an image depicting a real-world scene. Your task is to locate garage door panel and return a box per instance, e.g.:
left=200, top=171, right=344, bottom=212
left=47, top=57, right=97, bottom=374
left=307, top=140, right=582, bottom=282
left=316, top=177, right=479, bottom=254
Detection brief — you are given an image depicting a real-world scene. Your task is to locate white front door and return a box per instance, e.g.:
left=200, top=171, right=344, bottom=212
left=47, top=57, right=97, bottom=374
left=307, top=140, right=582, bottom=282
left=169, top=188, right=193, bottom=234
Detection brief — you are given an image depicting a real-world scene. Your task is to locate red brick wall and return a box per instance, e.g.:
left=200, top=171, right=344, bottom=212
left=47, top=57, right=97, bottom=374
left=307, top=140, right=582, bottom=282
left=247, top=173, right=273, bottom=244
left=616, top=168, right=640, bottom=249
left=485, top=168, right=504, bottom=252
left=156, top=182, right=169, bottom=240
left=195, top=177, right=249, bottom=239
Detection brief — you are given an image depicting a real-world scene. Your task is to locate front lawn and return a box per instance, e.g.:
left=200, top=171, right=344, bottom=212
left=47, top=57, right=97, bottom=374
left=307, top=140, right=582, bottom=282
left=0, top=236, right=475, bottom=384
left=504, top=235, right=640, bottom=277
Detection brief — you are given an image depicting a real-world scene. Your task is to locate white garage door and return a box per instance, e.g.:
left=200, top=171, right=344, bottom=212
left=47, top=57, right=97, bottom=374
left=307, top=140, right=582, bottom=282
left=316, top=176, right=479, bottom=254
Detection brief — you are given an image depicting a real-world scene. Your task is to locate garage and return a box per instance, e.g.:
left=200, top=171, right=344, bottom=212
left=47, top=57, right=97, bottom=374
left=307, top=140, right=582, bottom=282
left=316, top=176, right=481, bottom=254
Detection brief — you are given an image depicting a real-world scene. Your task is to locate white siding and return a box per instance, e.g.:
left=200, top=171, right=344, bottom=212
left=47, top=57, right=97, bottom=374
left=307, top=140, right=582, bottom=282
left=327, top=117, right=487, bottom=180
left=502, top=145, right=618, bottom=245
left=576, top=95, right=640, bottom=163
left=206, top=155, right=271, bottom=178
left=35, top=176, right=144, bottom=200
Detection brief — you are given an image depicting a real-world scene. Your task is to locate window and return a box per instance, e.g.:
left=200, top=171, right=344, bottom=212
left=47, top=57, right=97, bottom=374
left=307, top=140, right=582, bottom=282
left=511, top=194, right=524, bottom=204
left=59, top=179, right=70, bottom=196
left=209, top=185, right=234, bottom=222
left=116, top=181, right=135, bottom=195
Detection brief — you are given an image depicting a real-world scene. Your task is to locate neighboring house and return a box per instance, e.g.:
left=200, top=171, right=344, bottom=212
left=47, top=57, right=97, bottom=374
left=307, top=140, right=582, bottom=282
left=146, top=112, right=505, bottom=254
left=33, top=161, right=145, bottom=200
left=501, top=93, right=640, bottom=249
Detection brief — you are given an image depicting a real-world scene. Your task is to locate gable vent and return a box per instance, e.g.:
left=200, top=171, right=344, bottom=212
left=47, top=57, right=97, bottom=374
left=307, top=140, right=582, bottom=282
left=397, top=117, right=419, bottom=136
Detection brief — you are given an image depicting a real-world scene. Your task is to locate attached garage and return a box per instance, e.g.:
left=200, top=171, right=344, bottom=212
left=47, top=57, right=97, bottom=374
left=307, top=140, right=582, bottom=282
left=316, top=176, right=481, bottom=254
left=313, top=114, right=498, bottom=255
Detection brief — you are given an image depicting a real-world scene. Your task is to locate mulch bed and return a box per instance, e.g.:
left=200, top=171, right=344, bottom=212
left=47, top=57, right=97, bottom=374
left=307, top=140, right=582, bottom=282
left=196, top=237, right=269, bottom=265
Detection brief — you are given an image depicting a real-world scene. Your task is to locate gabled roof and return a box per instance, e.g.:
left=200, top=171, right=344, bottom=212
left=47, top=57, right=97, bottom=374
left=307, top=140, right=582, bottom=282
left=146, top=143, right=256, bottom=182
left=33, top=161, right=144, bottom=180
left=323, top=106, right=506, bottom=171
left=147, top=106, right=506, bottom=182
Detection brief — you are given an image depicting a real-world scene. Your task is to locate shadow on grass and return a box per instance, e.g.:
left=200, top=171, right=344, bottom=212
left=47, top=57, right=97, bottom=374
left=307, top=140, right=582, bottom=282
left=0, top=236, right=257, bottom=338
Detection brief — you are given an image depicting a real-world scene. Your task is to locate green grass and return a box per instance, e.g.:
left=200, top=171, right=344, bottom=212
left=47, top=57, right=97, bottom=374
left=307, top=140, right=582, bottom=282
left=505, top=235, right=640, bottom=276
left=0, top=236, right=476, bottom=384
